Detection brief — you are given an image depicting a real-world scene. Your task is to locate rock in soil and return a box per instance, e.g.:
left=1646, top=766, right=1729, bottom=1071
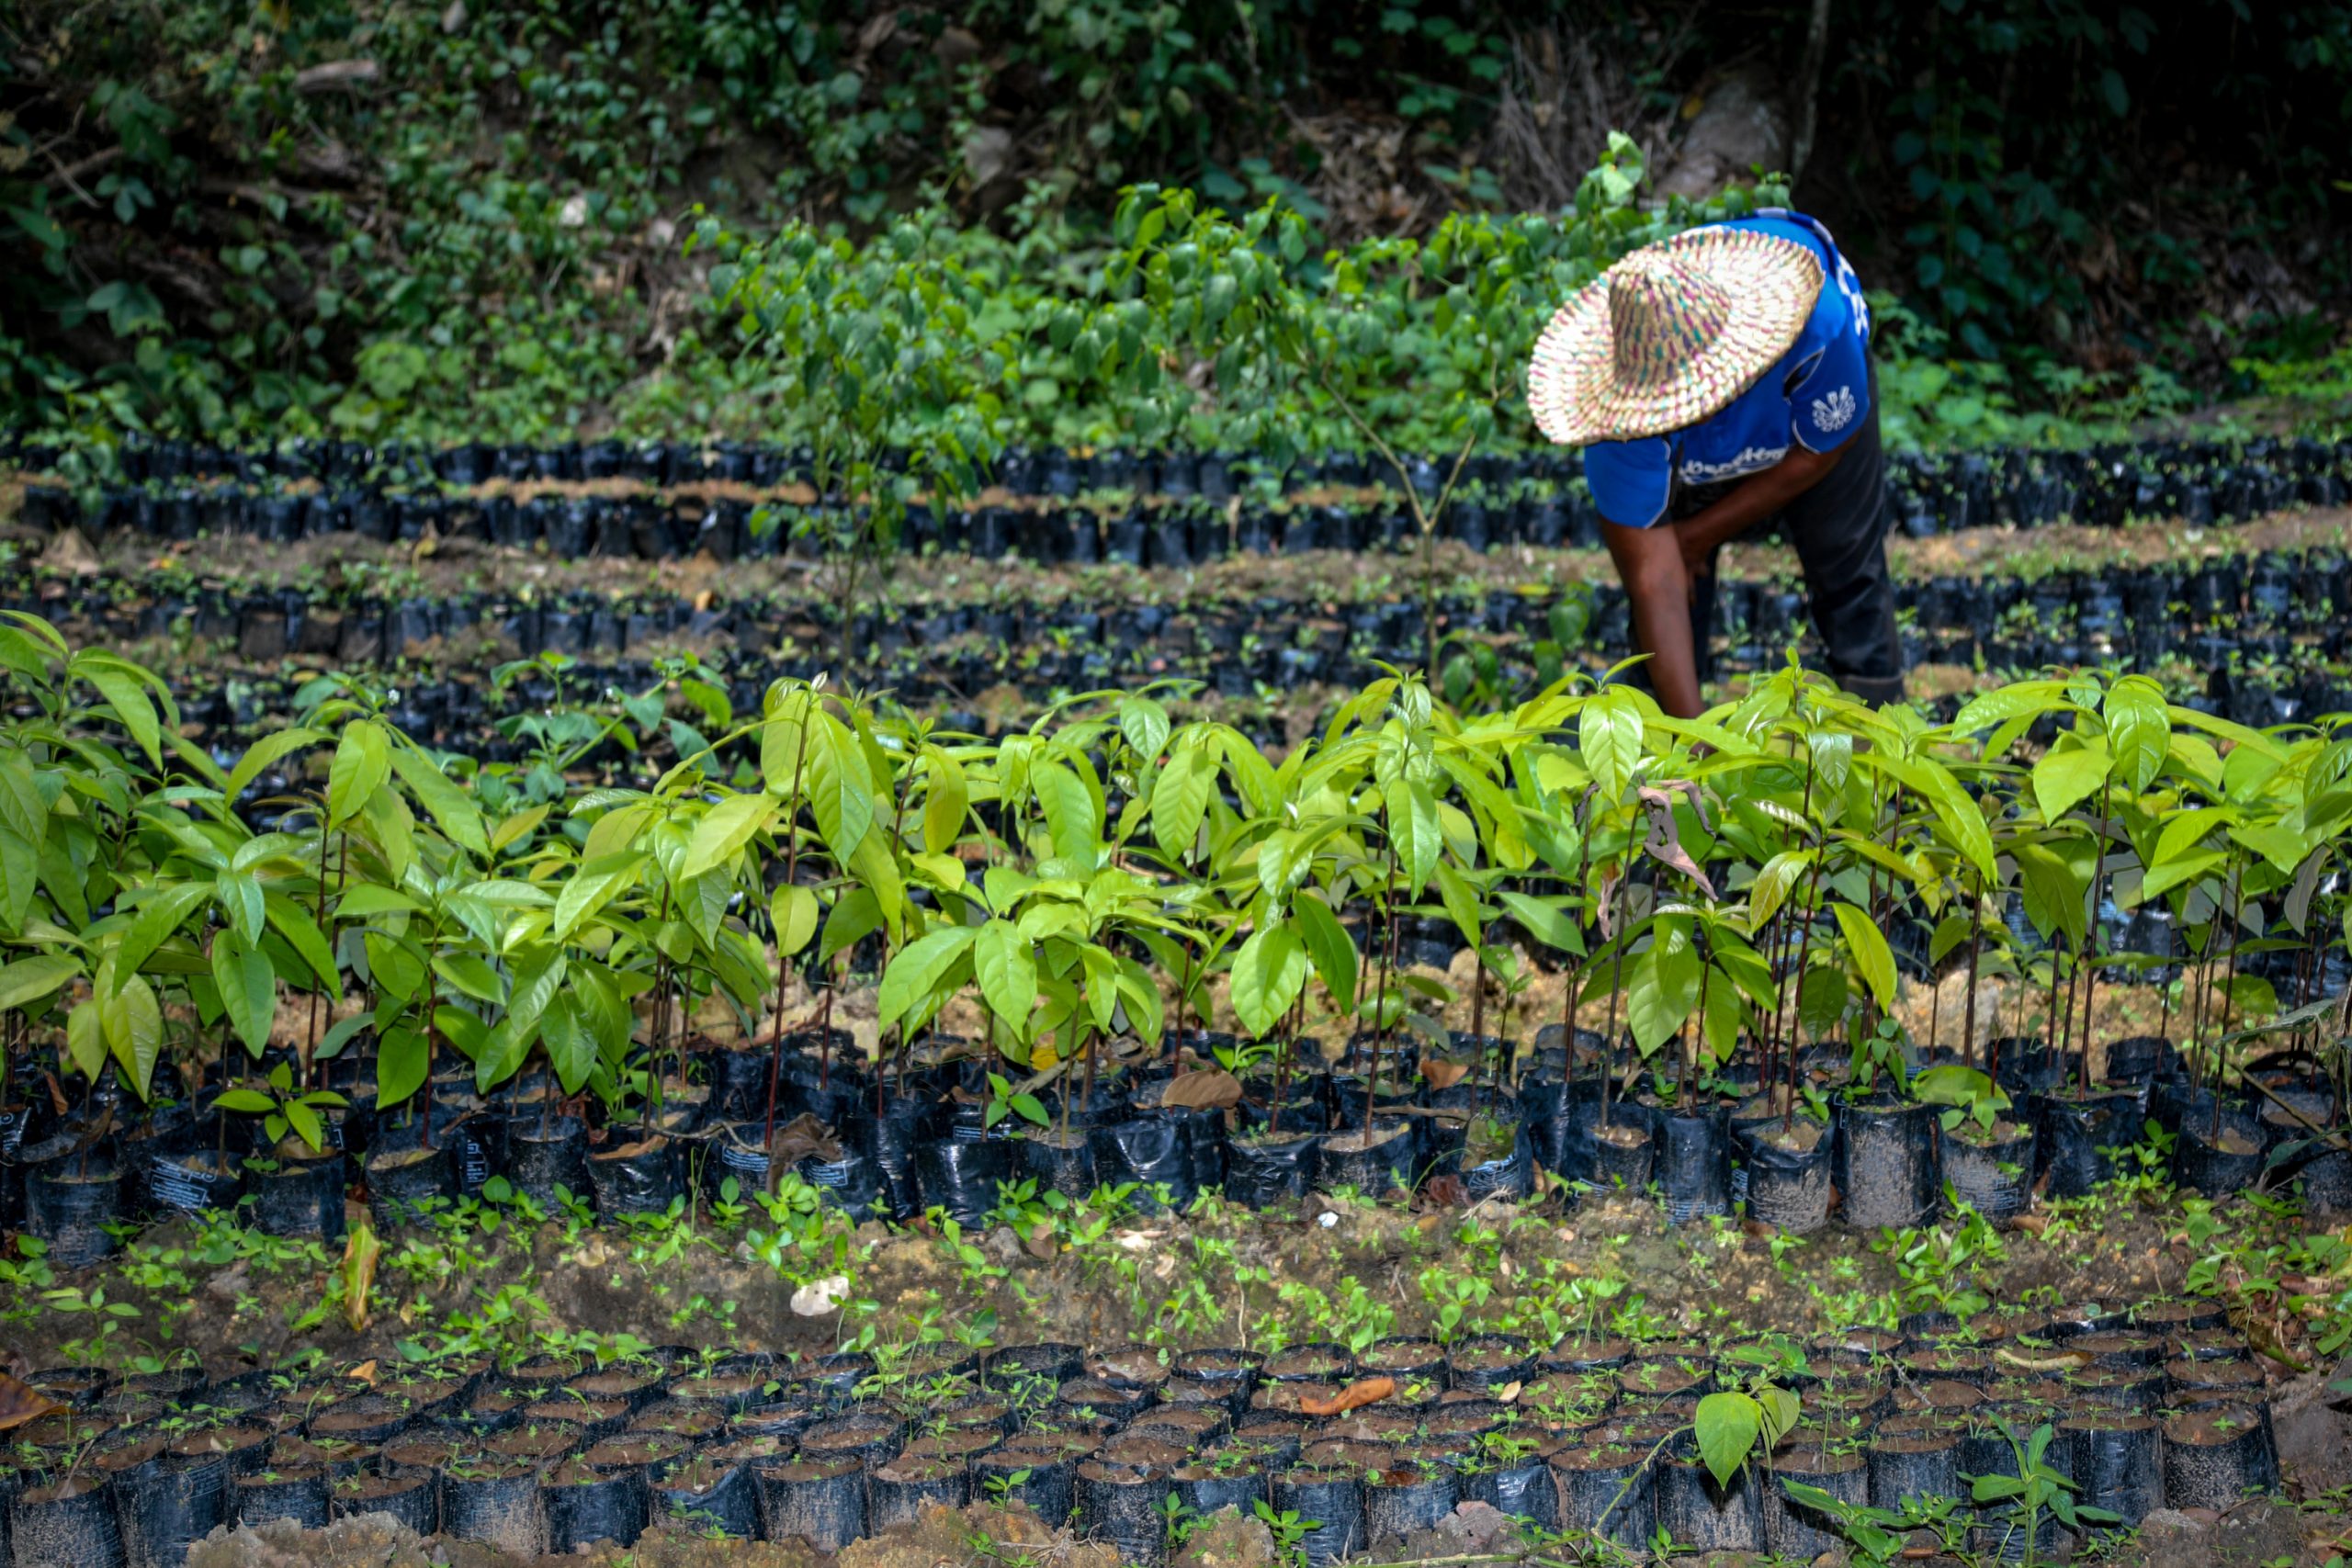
left=189, top=1514, right=510, bottom=1568
left=838, top=1501, right=1121, bottom=1568
left=2139, top=1499, right=2320, bottom=1568
left=1175, top=1506, right=1278, bottom=1568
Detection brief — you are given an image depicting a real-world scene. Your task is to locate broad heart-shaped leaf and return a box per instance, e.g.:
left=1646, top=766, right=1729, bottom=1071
left=0, top=953, right=78, bottom=1013
left=972, top=919, right=1038, bottom=1039
left=110, top=881, right=211, bottom=993
left=876, top=923, right=978, bottom=1032
left=555, top=849, right=649, bottom=940
left=1228, top=919, right=1307, bottom=1039
left=375, top=1024, right=429, bottom=1109
left=1831, top=901, right=1897, bottom=1010
left=327, top=718, right=390, bottom=827
left=683, top=791, right=774, bottom=882
left=211, top=931, right=276, bottom=1057
left=386, top=744, right=489, bottom=859
left=2103, top=674, right=2169, bottom=792
left=1292, top=889, right=1358, bottom=1016
left=2031, top=739, right=2109, bottom=823
left=1694, top=1390, right=1764, bottom=1488
left=1150, top=740, right=1216, bottom=863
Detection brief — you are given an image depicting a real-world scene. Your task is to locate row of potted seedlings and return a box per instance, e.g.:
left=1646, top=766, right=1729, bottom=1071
left=9, top=1008, right=2345, bottom=1274
left=0, top=1307, right=2285, bottom=1565
left=14, top=429, right=2349, bottom=525
left=14, top=432, right=2352, bottom=563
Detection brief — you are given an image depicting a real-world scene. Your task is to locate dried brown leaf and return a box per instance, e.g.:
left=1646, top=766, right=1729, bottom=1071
left=1418, top=1056, right=1473, bottom=1090
left=1297, top=1376, right=1396, bottom=1416
left=1160, top=1068, right=1243, bottom=1111
left=0, top=1373, right=67, bottom=1433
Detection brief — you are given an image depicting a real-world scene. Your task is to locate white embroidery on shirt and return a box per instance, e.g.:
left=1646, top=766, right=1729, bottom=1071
left=1679, top=446, right=1788, bottom=483
left=1812, top=386, right=1857, bottom=433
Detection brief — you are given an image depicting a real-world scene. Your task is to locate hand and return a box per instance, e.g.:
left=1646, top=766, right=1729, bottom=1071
left=1673, top=520, right=1715, bottom=592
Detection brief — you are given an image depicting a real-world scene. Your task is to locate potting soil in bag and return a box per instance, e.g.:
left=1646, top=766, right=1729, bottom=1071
left=1460, top=1119, right=1534, bottom=1200
left=863, top=1093, right=934, bottom=1216
left=247, top=1151, right=346, bottom=1243
left=1077, top=1461, right=1174, bottom=1567
left=755, top=1458, right=865, bottom=1550
left=25, top=1159, right=125, bottom=1268
left=1270, top=1468, right=1362, bottom=1568
left=506, top=1114, right=590, bottom=1207
left=1835, top=1098, right=1938, bottom=1229
left=2062, top=1412, right=2162, bottom=1526
left=1654, top=1107, right=1730, bottom=1224
left=1739, top=1119, right=1832, bottom=1234
left=1087, top=1117, right=1194, bottom=1211
left=796, top=1147, right=883, bottom=1216
left=586, top=1135, right=680, bottom=1218
left=1316, top=1120, right=1415, bottom=1196
left=1224, top=1131, right=1319, bottom=1204
left=1655, top=1452, right=1761, bottom=1550
left=2032, top=1089, right=2141, bottom=1198
left=10, top=1475, right=123, bottom=1568
left=543, top=1461, right=648, bottom=1552
left=1939, top=1121, right=2036, bottom=1218
left=913, top=1137, right=1011, bottom=1226
left=139, top=1147, right=243, bottom=1218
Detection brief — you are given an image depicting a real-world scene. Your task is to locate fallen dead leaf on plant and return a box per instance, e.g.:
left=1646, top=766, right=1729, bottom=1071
left=1298, top=1376, right=1396, bottom=1416
left=0, top=1373, right=67, bottom=1432
left=1161, top=1068, right=1243, bottom=1111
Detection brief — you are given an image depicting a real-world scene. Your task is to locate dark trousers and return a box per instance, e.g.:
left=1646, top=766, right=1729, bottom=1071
left=1672, top=363, right=1904, bottom=705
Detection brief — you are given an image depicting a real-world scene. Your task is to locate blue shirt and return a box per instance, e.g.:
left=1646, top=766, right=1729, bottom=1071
left=1582, top=210, right=1871, bottom=528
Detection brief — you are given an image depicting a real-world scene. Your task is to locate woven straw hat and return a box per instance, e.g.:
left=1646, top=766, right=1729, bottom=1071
left=1528, top=226, right=1824, bottom=446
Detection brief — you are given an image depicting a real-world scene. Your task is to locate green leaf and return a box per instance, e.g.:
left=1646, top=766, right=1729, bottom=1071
left=806, top=718, right=876, bottom=863
left=1033, top=761, right=1102, bottom=866
left=74, top=655, right=163, bottom=768
left=110, top=882, right=211, bottom=990
left=227, top=728, right=331, bottom=812
left=1497, top=890, right=1584, bottom=957
left=973, top=919, right=1038, bottom=1038
left=265, top=894, right=340, bottom=997
left=1694, top=1391, right=1763, bottom=1489
left=282, top=1098, right=325, bottom=1153
left=212, top=931, right=276, bottom=1056
left=1393, top=777, right=1442, bottom=896
left=2103, top=675, right=2169, bottom=793
left=387, top=745, right=490, bottom=858
left=1832, top=901, right=1897, bottom=1010
left=2031, top=740, right=2109, bottom=823
left=1292, top=889, right=1358, bottom=1016
left=683, top=792, right=774, bottom=881
left=541, top=994, right=595, bottom=1095
left=1433, top=861, right=1485, bottom=951
left=1150, top=741, right=1216, bottom=863
left=555, top=850, right=649, bottom=940
left=327, top=719, right=391, bottom=827
left=65, top=998, right=105, bottom=1081
left=1580, top=686, right=1641, bottom=803
left=1951, top=679, right=2070, bottom=737
left=921, top=747, right=968, bottom=854
left=376, top=1025, right=428, bottom=1109
left=876, top=923, right=979, bottom=1032
left=772, top=884, right=820, bottom=958
left=1228, top=919, right=1307, bottom=1038
left=0, top=953, right=78, bottom=1013
left=98, top=969, right=163, bottom=1100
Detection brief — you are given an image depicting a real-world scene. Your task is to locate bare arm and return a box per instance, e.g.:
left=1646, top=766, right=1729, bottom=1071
left=1600, top=441, right=1851, bottom=719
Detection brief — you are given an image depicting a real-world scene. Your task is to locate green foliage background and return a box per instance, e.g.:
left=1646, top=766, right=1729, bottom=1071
left=4, top=0, right=2349, bottom=447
